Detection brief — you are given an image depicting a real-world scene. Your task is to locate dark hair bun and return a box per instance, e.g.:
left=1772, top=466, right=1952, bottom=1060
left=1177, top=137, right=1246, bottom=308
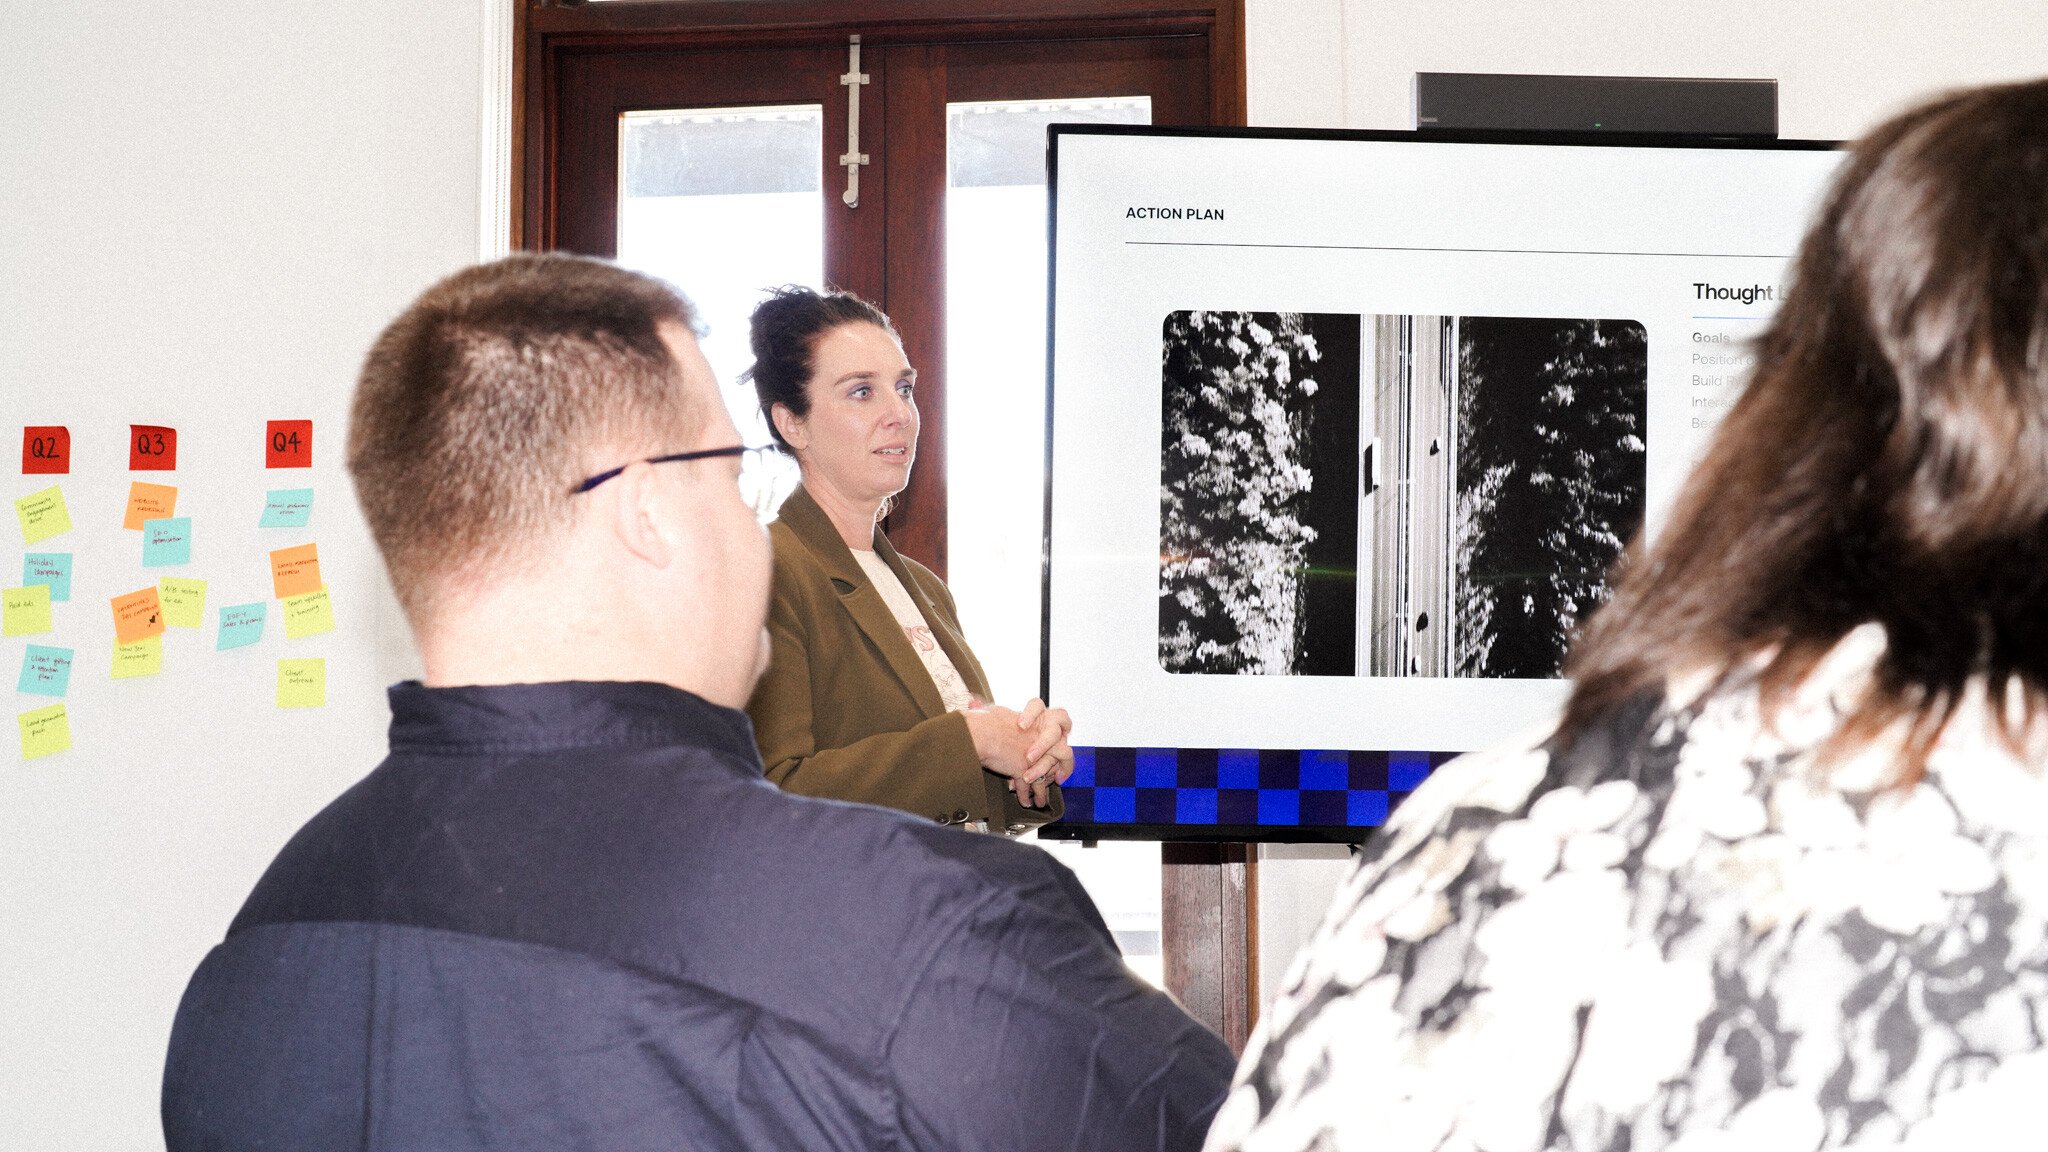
left=746, top=286, right=895, bottom=449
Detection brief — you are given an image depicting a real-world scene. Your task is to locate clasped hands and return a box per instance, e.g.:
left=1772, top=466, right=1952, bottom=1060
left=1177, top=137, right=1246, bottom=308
left=964, top=699, right=1074, bottom=810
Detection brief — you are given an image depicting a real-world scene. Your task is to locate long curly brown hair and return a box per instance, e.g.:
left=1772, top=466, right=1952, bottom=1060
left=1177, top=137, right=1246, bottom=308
left=1561, top=78, right=2048, bottom=780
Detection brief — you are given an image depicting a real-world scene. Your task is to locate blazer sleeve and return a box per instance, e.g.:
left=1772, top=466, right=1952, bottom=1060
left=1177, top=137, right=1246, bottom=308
left=748, top=564, right=995, bottom=825
left=894, top=555, right=1065, bottom=831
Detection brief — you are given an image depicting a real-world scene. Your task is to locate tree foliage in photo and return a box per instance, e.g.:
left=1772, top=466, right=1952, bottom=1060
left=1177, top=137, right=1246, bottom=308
left=1456, top=318, right=1647, bottom=678
left=1159, top=311, right=1323, bottom=674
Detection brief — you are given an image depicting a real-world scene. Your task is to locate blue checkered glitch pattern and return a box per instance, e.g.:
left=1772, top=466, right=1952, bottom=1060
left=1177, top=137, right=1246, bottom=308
left=1056, top=747, right=1460, bottom=829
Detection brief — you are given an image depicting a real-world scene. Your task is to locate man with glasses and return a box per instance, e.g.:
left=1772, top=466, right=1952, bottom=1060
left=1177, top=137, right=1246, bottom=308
left=161, top=254, right=1234, bottom=1151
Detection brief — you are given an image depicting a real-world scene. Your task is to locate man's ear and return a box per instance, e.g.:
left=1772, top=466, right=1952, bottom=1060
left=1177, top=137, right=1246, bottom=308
left=607, top=460, right=676, bottom=569
left=770, top=403, right=806, bottom=453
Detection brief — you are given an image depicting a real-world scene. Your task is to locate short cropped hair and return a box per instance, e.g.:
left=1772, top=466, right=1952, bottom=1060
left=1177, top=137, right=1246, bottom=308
left=745, top=285, right=896, bottom=450
left=347, top=253, right=701, bottom=617
left=1563, top=78, right=2048, bottom=778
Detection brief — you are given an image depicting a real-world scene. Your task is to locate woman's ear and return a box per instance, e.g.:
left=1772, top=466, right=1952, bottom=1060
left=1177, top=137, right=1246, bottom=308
left=770, top=403, right=806, bottom=453
left=607, top=460, right=675, bottom=569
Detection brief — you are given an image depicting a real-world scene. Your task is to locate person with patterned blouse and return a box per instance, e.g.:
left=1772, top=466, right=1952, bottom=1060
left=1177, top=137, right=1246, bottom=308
left=1206, top=77, right=2048, bottom=1152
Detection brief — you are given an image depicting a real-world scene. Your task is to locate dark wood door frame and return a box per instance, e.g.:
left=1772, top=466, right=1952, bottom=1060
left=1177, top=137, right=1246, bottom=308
left=518, top=0, right=1245, bottom=252
left=518, top=0, right=1260, bottom=1054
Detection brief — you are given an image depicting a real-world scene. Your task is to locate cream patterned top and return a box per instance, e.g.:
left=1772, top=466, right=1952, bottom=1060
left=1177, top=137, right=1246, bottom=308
left=852, top=548, right=977, bottom=714
left=1207, top=624, right=2048, bottom=1152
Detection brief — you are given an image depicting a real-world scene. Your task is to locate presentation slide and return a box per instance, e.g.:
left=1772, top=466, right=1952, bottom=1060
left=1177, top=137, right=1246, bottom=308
left=1043, top=128, right=1843, bottom=836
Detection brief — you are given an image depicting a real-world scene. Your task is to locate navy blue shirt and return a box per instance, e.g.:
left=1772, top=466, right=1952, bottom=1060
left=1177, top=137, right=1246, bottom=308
left=162, top=681, right=1233, bottom=1151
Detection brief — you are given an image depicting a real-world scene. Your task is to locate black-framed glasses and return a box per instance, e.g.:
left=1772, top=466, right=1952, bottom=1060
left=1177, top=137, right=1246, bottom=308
left=573, top=445, right=768, bottom=494
left=573, top=444, right=786, bottom=518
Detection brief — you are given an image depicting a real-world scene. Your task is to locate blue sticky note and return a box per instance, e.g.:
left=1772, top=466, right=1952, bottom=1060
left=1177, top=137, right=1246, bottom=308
left=259, top=488, right=314, bottom=529
left=18, top=645, right=74, bottom=698
left=216, top=602, right=267, bottom=650
left=23, top=553, right=72, bottom=602
left=141, top=517, right=193, bottom=566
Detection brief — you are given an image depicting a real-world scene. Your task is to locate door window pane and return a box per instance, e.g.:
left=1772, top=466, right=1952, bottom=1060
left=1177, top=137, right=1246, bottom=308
left=618, top=105, right=822, bottom=514
left=946, top=96, right=1157, bottom=982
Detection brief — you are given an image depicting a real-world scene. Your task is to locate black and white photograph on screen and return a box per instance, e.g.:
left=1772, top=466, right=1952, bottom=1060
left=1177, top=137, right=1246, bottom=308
left=1158, top=310, right=1360, bottom=677
left=1362, top=314, right=1647, bottom=680
left=1451, top=316, right=1647, bottom=678
left=1157, top=311, right=1645, bottom=681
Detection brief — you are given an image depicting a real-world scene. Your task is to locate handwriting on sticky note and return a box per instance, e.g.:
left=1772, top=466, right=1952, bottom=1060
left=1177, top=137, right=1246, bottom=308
left=112, top=636, right=163, bottom=679
left=123, top=481, right=178, bottom=530
left=111, top=586, right=165, bottom=644
left=141, top=517, right=193, bottom=567
left=3, top=584, right=53, bottom=637
left=277, top=658, right=326, bottom=708
left=19, top=703, right=71, bottom=760
left=269, top=543, right=322, bottom=599
left=23, top=553, right=72, bottom=602
left=158, top=577, right=208, bottom=629
left=130, top=424, right=177, bottom=470
left=282, top=587, right=335, bottom=639
left=16, top=486, right=72, bottom=545
left=23, top=426, right=70, bottom=475
left=259, top=488, right=314, bottom=529
left=18, top=645, right=74, bottom=698
left=266, top=420, right=312, bottom=468
left=217, top=602, right=267, bottom=650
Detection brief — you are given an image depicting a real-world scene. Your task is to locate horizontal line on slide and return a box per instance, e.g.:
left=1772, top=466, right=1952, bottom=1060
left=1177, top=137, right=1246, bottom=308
left=1125, top=240, right=1791, bottom=259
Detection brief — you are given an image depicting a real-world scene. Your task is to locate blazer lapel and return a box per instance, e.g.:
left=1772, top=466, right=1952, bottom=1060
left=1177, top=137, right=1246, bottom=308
left=778, top=485, right=949, bottom=719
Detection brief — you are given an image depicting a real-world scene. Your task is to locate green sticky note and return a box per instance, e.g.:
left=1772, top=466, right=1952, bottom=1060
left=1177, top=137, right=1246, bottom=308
left=23, top=553, right=72, bottom=602
left=19, top=703, right=71, bottom=760
left=282, top=587, right=335, bottom=639
left=259, top=488, right=314, bottom=529
left=4, top=584, right=53, bottom=637
left=18, top=645, right=74, bottom=698
left=158, top=577, right=208, bottom=629
left=277, top=658, right=325, bottom=708
left=15, top=485, right=72, bottom=545
left=216, top=602, right=266, bottom=651
left=112, top=636, right=163, bottom=679
left=141, top=517, right=193, bottom=567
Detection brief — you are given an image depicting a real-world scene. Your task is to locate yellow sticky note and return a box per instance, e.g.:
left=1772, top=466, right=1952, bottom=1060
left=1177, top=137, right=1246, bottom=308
left=112, top=636, right=163, bottom=679
left=278, top=658, right=325, bottom=708
left=282, top=587, right=335, bottom=639
left=158, top=577, right=208, bottom=629
left=124, top=481, right=179, bottom=531
left=3, top=584, right=53, bottom=637
left=19, top=703, right=71, bottom=760
left=16, top=486, right=73, bottom=545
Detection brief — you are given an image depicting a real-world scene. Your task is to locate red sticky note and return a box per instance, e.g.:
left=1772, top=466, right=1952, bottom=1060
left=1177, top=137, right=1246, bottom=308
left=269, top=542, right=323, bottom=599
left=22, top=427, right=69, bottom=475
left=130, top=425, right=178, bottom=470
left=266, top=420, right=313, bottom=469
left=111, top=585, right=167, bottom=644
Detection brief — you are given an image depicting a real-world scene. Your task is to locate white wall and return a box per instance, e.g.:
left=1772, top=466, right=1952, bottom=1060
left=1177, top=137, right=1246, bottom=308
left=1242, top=0, right=2048, bottom=1012
left=1248, top=0, right=2048, bottom=136
left=0, top=3, right=482, bottom=1146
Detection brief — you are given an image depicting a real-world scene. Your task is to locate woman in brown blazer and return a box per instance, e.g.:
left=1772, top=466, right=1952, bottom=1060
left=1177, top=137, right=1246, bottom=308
left=743, top=286, right=1072, bottom=833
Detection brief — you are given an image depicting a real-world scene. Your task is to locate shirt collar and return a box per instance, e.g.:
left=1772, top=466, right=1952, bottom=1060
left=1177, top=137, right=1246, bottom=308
left=386, top=679, right=760, bottom=766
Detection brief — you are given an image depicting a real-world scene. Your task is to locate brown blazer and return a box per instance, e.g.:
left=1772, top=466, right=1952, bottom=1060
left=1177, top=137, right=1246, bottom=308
left=746, top=484, right=1061, bottom=832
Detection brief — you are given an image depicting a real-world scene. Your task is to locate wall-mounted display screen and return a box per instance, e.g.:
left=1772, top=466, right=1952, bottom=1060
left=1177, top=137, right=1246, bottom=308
left=1040, top=125, right=1843, bottom=842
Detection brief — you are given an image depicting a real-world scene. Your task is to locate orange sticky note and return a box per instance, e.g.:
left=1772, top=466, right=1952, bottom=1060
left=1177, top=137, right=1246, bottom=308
left=111, top=585, right=166, bottom=644
left=269, top=543, right=322, bottom=599
left=124, top=481, right=179, bottom=531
